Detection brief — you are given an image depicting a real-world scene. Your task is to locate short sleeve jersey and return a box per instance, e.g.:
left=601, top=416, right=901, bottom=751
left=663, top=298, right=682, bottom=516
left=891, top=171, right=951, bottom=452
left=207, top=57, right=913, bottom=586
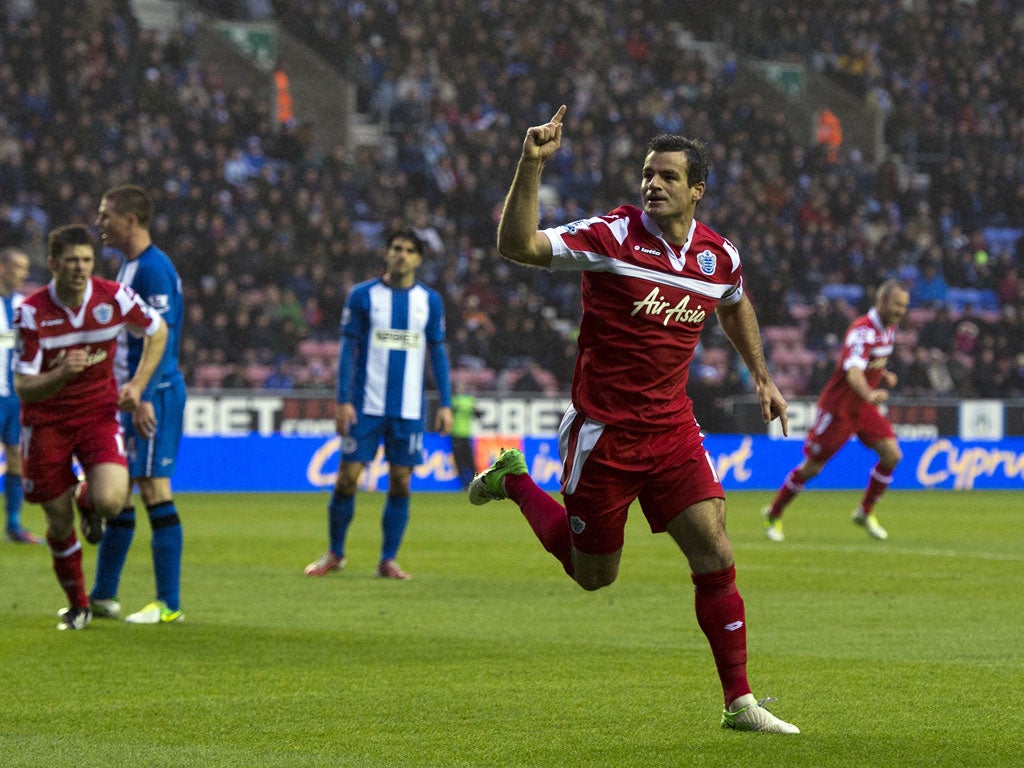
left=817, top=307, right=896, bottom=416
left=14, top=277, right=162, bottom=426
left=338, top=278, right=447, bottom=420
left=113, top=243, right=184, bottom=394
left=542, top=205, right=743, bottom=430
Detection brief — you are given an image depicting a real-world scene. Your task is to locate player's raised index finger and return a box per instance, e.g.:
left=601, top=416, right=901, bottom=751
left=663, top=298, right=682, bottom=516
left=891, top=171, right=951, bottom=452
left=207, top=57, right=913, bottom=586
left=550, top=105, right=566, bottom=126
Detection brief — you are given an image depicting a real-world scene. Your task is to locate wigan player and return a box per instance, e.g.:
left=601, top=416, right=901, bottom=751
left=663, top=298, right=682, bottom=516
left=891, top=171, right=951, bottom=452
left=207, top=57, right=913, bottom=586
left=14, top=225, right=167, bottom=630
left=763, top=279, right=909, bottom=543
left=470, top=107, right=799, bottom=734
left=0, top=248, right=39, bottom=543
left=305, top=230, right=453, bottom=580
left=90, top=184, right=187, bottom=625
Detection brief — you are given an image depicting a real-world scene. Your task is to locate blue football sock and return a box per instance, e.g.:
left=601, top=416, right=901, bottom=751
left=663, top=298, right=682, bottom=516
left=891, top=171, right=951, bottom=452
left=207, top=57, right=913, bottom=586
left=380, top=494, right=410, bottom=562
left=4, top=473, right=23, bottom=533
left=328, top=492, right=355, bottom=557
left=148, top=501, right=182, bottom=612
left=91, top=507, right=136, bottom=601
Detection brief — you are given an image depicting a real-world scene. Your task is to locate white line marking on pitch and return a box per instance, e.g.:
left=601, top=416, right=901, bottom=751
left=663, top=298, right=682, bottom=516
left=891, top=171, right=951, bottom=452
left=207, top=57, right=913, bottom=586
left=740, top=542, right=1024, bottom=562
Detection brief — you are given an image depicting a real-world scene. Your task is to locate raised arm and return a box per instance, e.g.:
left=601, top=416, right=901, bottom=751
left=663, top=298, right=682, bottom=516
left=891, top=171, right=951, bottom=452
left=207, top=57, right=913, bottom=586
left=496, top=105, right=566, bottom=268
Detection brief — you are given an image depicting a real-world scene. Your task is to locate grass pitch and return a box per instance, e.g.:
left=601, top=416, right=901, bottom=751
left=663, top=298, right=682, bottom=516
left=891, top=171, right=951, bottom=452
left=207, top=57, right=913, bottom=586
left=1, top=490, right=1020, bottom=767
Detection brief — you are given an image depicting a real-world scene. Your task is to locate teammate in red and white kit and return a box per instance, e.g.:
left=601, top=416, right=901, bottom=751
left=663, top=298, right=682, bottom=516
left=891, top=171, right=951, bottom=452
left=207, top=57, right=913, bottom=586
left=762, top=279, right=910, bottom=543
left=469, top=106, right=799, bottom=734
left=14, top=225, right=167, bottom=630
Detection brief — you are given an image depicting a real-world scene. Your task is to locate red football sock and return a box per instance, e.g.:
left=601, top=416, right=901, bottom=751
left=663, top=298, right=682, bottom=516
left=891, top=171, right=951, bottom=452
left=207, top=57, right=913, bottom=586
left=47, top=532, right=89, bottom=609
left=860, top=463, right=893, bottom=514
left=692, top=565, right=750, bottom=705
left=504, top=473, right=574, bottom=576
left=769, top=468, right=806, bottom=518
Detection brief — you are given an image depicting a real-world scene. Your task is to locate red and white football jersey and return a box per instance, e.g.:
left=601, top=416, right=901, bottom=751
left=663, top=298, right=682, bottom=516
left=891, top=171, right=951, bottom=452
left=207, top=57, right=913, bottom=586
left=543, top=205, right=743, bottom=430
left=817, top=307, right=896, bottom=416
left=14, top=277, right=162, bottom=426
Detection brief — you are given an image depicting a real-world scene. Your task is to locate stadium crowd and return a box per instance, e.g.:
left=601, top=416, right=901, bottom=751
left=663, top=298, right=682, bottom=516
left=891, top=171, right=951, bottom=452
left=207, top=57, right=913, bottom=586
left=1, top=0, right=1022, bottom=420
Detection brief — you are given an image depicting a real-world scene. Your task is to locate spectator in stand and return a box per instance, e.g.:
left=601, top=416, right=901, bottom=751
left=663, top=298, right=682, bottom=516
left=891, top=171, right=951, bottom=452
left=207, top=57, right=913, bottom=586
left=762, top=280, right=910, bottom=544
left=510, top=359, right=550, bottom=394
left=953, top=307, right=983, bottom=358
left=918, top=304, right=957, bottom=354
left=263, top=359, right=296, bottom=390
left=904, top=346, right=954, bottom=397
left=994, top=255, right=1021, bottom=307
left=992, top=305, right=1023, bottom=358
left=806, top=352, right=837, bottom=396
left=749, top=274, right=793, bottom=327
left=804, top=295, right=851, bottom=353
left=913, top=261, right=949, bottom=307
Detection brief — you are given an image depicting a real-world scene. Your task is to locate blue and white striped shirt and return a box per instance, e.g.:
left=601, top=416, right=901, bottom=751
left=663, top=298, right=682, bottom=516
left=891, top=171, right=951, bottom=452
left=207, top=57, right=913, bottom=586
left=336, top=278, right=451, bottom=421
left=0, top=291, right=23, bottom=399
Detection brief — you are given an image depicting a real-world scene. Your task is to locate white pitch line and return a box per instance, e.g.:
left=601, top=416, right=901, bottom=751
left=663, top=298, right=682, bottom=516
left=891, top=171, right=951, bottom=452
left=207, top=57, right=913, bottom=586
left=739, top=541, right=1024, bottom=562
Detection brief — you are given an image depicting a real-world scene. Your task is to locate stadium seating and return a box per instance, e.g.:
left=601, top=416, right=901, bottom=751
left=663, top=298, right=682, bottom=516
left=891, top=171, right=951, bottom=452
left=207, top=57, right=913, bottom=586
left=1, top=0, right=1021, bottom=404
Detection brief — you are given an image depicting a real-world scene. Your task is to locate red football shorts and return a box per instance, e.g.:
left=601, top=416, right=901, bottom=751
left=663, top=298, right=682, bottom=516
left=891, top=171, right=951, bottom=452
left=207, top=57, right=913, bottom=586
left=558, top=406, right=724, bottom=556
left=21, top=416, right=127, bottom=503
left=802, top=403, right=896, bottom=463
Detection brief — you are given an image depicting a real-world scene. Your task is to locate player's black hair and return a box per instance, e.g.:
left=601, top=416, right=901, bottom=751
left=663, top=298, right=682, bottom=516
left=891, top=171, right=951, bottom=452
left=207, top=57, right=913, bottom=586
left=646, top=135, right=711, bottom=188
left=386, top=228, right=425, bottom=255
left=48, top=224, right=95, bottom=260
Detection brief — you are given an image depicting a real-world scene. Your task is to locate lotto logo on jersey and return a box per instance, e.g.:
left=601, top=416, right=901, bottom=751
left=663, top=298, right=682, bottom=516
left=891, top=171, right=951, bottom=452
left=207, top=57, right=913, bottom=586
left=372, top=328, right=421, bottom=350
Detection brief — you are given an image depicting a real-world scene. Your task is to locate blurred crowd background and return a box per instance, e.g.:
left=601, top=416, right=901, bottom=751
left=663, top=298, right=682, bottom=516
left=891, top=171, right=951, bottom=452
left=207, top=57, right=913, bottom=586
left=2, top=0, right=1022, bottom=429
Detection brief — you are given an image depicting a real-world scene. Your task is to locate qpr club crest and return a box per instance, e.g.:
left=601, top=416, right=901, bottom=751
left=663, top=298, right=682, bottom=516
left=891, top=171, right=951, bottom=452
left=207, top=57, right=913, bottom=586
left=92, top=303, right=114, bottom=324
left=696, top=249, right=717, bottom=275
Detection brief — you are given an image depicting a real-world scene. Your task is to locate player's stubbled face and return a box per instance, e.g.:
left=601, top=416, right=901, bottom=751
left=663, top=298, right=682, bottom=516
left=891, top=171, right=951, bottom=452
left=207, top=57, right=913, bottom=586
left=385, top=238, right=422, bottom=278
left=55, top=244, right=95, bottom=294
left=641, top=151, right=703, bottom=223
left=95, top=198, right=131, bottom=251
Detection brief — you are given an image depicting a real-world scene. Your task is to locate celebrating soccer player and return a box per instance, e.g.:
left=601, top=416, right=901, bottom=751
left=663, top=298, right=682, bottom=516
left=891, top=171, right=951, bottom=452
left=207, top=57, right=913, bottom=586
left=470, top=106, right=799, bottom=733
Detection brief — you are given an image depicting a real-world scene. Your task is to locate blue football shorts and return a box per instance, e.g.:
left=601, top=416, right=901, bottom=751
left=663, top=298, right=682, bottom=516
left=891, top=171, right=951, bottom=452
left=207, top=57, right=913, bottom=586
left=123, top=378, right=186, bottom=479
left=341, top=413, right=424, bottom=467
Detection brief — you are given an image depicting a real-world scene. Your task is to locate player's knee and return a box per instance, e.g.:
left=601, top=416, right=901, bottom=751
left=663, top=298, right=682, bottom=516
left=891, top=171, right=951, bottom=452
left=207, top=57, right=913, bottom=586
left=571, top=555, right=619, bottom=591
left=91, top=490, right=126, bottom=518
left=334, top=475, right=359, bottom=496
left=883, top=450, right=902, bottom=469
left=878, top=441, right=902, bottom=468
left=575, top=572, right=616, bottom=591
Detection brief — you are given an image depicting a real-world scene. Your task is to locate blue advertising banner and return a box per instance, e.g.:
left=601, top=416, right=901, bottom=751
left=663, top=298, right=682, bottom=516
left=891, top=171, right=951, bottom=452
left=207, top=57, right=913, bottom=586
left=171, top=434, right=1024, bottom=493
